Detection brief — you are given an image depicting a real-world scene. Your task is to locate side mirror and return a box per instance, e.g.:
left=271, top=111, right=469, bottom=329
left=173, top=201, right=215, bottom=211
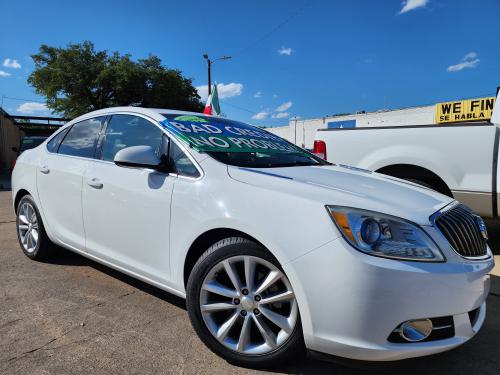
left=12, top=147, right=19, bottom=153
left=114, top=145, right=162, bottom=169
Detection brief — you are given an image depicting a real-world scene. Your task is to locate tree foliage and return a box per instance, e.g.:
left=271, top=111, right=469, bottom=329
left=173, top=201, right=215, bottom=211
left=28, top=41, right=203, bottom=118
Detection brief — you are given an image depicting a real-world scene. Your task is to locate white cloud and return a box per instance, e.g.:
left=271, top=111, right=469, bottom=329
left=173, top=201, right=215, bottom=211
left=252, top=111, right=269, bottom=120
left=398, top=0, right=428, bottom=14
left=272, top=112, right=289, bottom=119
left=275, top=101, right=293, bottom=112
left=278, top=46, right=292, bottom=56
left=16, top=102, right=48, bottom=114
left=463, top=52, right=478, bottom=60
left=196, top=82, right=243, bottom=101
left=3, top=58, right=21, bottom=69
left=447, top=52, right=480, bottom=72
left=0, top=70, right=11, bottom=77
left=254, top=91, right=262, bottom=98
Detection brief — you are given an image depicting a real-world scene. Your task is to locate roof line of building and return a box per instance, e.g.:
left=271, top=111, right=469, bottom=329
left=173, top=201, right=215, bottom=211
left=283, top=93, right=497, bottom=125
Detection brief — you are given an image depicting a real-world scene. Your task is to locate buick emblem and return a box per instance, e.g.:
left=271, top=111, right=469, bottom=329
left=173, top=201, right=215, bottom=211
left=474, top=215, right=488, bottom=240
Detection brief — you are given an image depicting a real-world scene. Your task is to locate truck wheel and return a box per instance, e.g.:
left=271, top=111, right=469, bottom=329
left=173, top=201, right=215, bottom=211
left=186, top=237, right=304, bottom=368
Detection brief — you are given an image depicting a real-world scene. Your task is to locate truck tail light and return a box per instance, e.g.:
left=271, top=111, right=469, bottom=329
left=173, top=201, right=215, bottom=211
left=312, top=140, right=327, bottom=160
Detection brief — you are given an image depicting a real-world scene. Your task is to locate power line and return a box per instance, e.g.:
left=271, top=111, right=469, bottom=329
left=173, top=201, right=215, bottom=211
left=220, top=100, right=291, bottom=125
left=231, top=1, right=311, bottom=58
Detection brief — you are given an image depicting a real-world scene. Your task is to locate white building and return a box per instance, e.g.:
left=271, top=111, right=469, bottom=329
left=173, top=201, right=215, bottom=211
left=266, top=94, right=499, bottom=149
left=267, top=104, right=435, bottom=149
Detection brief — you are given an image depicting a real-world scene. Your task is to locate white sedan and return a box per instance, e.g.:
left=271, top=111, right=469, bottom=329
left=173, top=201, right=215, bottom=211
left=11, top=107, right=494, bottom=367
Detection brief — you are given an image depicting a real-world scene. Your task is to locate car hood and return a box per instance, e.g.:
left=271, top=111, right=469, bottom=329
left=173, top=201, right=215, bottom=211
left=227, top=164, right=453, bottom=225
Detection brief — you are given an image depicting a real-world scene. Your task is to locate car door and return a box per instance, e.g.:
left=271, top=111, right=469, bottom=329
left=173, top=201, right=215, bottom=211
left=37, top=117, right=105, bottom=250
left=82, top=114, right=176, bottom=284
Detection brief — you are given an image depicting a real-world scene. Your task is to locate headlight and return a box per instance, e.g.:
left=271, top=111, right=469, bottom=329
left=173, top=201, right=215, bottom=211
left=326, top=206, right=444, bottom=262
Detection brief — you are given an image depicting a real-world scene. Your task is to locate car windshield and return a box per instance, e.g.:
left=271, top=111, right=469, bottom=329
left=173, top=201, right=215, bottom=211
left=161, top=114, right=329, bottom=168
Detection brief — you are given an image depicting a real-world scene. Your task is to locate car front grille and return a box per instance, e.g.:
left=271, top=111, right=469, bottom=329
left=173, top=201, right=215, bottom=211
left=434, top=204, right=487, bottom=258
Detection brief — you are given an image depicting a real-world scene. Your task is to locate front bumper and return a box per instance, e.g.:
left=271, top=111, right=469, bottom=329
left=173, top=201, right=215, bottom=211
left=283, top=237, right=493, bottom=361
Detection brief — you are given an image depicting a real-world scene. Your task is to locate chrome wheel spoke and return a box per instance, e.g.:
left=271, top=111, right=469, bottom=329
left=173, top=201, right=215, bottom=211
left=237, top=314, right=252, bottom=351
left=22, top=229, right=30, bottom=245
left=244, top=256, right=256, bottom=292
left=201, top=302, right=236, bottom=312
left=27, top=232, right=33, bottom=249
left=252, top=313, right=276, bottom=349
left=19, top=214, right=29, bottom=225
left=216, top=311, right=239, bottom=340
left=31, top=229, right=39, bottom=244
left=202, top=280, right=239, bottom=299
left=255, top=269, right=281, bottom=295
left=259, top=290, right=295, bottom=305
left=259, top=306, right=293, bottom=334
left=223, top=259, right=242, bottom=292
left=18, top=224, right=29, bottom=231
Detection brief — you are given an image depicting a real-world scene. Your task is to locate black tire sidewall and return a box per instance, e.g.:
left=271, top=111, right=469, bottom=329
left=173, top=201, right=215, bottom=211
left=186, top=237, right=304, bottom=368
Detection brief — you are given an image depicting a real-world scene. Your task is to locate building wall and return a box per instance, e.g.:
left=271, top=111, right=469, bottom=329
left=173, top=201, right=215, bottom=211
left=267, top=105, right=435, bottom=149
left=0, top=111, right=21, bottom=171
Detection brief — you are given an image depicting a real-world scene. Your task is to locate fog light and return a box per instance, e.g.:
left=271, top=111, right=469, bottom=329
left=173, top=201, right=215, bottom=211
left=399, top=319, right=433, bottom=342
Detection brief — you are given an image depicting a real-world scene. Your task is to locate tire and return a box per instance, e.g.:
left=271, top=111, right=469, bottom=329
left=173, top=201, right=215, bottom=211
left=16, top=194, right=54, bottom=260
left=186, top=237, right=304, bottom=368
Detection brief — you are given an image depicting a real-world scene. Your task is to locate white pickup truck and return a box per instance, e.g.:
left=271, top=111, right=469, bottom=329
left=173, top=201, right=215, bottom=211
left=313, top=91, right=500, bottom=218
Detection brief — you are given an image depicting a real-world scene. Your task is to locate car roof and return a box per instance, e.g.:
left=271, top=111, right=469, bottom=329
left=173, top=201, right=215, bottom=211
left=68, top=107, right=218, bottom=125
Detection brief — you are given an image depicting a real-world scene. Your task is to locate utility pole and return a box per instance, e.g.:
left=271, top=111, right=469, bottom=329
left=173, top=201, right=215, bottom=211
left=203, top=54, right=232, bottom=96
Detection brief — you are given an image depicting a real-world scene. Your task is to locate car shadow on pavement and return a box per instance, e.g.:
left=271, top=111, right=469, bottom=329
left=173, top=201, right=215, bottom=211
left=43, top=246, right=186, bottom=310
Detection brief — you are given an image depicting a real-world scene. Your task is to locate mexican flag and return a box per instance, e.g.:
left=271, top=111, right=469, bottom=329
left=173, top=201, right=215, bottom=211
left=203, top=83, right=221, bottom=116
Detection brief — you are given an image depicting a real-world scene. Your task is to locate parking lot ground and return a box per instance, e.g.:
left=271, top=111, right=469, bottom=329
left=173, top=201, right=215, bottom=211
left=1, top=190, right=499, bottom=375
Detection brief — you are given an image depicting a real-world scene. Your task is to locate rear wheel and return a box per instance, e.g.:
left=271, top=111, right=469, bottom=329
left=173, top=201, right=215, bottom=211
left=16, top=194, right=54, bottom=260
left=186, top=237, right=304, bottom=368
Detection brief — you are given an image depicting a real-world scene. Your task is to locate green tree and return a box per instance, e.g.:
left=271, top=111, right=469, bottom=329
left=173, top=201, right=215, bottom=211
left=28, top=41, right=203, bottom=118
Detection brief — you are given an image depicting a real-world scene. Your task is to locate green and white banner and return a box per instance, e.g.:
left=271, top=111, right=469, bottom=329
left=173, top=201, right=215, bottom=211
left=161, top=114, right=304, bottom=154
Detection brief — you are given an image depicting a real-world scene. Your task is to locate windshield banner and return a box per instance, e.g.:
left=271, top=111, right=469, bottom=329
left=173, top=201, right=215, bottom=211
left=161, top=115, right=302, bottom=154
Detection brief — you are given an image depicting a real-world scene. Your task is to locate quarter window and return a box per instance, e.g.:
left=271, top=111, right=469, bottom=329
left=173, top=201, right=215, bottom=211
left=47, top=127, right=70, bottom=153
left=100, top=115, right=163, bottom=162
left=170, top=141, right=200, bottom=178
left=58, top=117, right=104, bottom=158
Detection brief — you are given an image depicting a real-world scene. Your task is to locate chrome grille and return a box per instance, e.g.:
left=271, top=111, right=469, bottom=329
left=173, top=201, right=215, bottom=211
left=435, top=204, right=487, bottom=258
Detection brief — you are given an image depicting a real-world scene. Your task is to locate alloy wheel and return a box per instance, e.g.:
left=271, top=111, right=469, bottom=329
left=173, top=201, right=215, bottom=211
left=200, top=255, right=298, bottom=355
left=17, top=202, right=39, bottom=253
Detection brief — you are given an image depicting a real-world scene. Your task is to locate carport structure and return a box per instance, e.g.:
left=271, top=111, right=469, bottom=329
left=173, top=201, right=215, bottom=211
left=0, top=109, right=70, bottom=174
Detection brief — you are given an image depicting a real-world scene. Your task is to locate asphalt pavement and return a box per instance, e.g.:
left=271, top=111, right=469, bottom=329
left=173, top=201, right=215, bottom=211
left=0, top=191, right=499, bottom=374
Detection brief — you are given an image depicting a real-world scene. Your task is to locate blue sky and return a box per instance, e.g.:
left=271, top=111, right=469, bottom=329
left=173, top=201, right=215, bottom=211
left=1, top=0, right=499, bottom=126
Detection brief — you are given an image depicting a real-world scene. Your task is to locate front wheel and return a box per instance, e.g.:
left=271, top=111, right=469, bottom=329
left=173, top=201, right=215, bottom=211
left=186, top=237, right=304, bottom=368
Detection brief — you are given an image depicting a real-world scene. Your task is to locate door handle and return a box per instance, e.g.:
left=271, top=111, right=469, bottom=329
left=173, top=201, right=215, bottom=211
left=40, top=166, right=50, bottom=174
left=87, top=178, right=103, bottom=189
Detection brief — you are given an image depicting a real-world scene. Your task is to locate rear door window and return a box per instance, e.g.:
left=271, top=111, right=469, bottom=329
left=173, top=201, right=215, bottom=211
left=58, top=117, right=105, bottom=158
